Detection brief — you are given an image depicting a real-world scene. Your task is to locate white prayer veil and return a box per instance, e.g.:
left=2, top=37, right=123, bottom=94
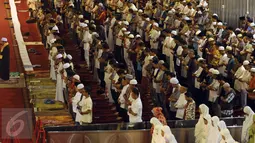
left=217, top=121, right=227, bottom=132
left=195, top=104, right=209, bottom=141
left=241, top=106, right=254, bottom=143
left=162, top=125, right=177, bottom=143
left=207, top=116, right=221, bottom=143
left=221, top=129, right=235, bottom=143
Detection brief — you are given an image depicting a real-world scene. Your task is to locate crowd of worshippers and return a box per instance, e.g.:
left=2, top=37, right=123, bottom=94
left=150, top=105, right=255, bottom=143
left=31, top=0, right=255, bottom=123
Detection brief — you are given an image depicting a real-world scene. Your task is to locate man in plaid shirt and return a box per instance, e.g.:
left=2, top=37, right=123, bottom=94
left=220, top=82, right=236, bottom=117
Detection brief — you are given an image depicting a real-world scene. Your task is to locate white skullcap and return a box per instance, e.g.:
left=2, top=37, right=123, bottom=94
left=153, top=23, right=159, bottom=27
left=219, top=46, right=225, bottom=51
left=184, top=16, right=190, bottom=21
left=209, top=68, right=215, bottom=73
left=251, top=68, right=255, bottom=73
left=253, top=34, right=255, bottom=39
left=218, top=22, right=223, bottom=26
left=124, top=31, right=130, bottom=35
left=243, top=60, right=250, bottom=65
left=118, top=21, right=122, bottom=25
left=196, top=30, right=201, bottom=35
left=213, top=13, right=218, bottom=17
left=69, top=3, right=74, bottom=7
left=159, top=60, right=165, bottom=64
left=50, top=38, right=56, bottom=44
left=52, top=25, right=59, bottom=31
left=197, top=10, right=202, bottom=14
left=237, top=34, right=243, bottom=38
left=226, top=46, right=232, bottom=51
left=171, top=9, right=176, bottom=13
left=168, top=10, right=173, bottom=14
left=235, top=28, right=241, bottom=31
left=67, top=54, right=72, bottom=60
left=197, top=57, right=204, bottom=62
left=123, top=21, right=129, bottom=26
left=1, top=37, right=7, bottom=42
left=212, top=69, right=220, bottom=75
left=56, top=54, right=63, bottom=59
left=85, top=20, right=89, bottom=24
left=73, top=74, right=80, bottom=81
left=121, top=28, right=127, bottom=31
left=128, top=34, right=134, bottom=39
left=90, top=20, right=95, bottom=23
left=98, top=3, right=103, bottom=7
left=170, top=78, right=179, bottom=84
left=212, top=22, right=217, bottom=25
left=251, top=23, right=255, bottom=27
left=138, top=9, right=143, bottom=13
left=77, top=83, right=84, bottom=90
left=130, top=79, right=138, bottom=85
left=125, top=74, right=134, bottom=80
left=80, top=23, right=87, bottom=28
left=78, top=15, right=84, bottom=19
left=136, top=34, right=141, bottom=38
left=63, top=63, right=70, bottom=69
left=208, top=38, right=214, bottom=42
left=145, top=18, right=150, bottom=21
left=171, top=30, right=177, bottom=35
left=223, top=83, right=230, bottom=88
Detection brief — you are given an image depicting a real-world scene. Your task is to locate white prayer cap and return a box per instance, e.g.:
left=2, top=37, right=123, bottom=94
left=67, top=54, right=72, bottom=60
left=208, top=37, right=214, bottom=42
left=90, top=20, right=95, bottom=24
left=52, top=25, right=59, bottom=31
left=118, top=21, right=122, bottom=25
left=209, top=68, right=215, bottom=73
left=197, top=10, right=202, bottom=14
left=63, top=63, right=70, bottom=69
left=69, top=3, right=74, bottom=7
left=124, top=31, right=130, bottom=35
left=135, top=34, right=141, bottom=38
left=125, top=74, right=133, bottom=80
left=123, top=21, right=129, bottom=26
left=73, top=74, right=80, bottom=81
left=171, top=30, right=177, bottom=35
left=145, top=18, right=150, bottom=21
left=78, top=15, right=84, bottom=19
left=98, top=3, right=103, bottom=7
left=212, top=22, right=217, bottom=25
left=223, top=82, right=230, bottom=88
left=1, top=37, right=7, bottom=42
left=171, top=9, right=176, bottom=13
left=235, top=28, right=241, bottom=31
left=212, top=69, right=220, bottom=75
left=197, top=57, right=204, bottom=62
left=251, top=23, right=255, bottom=27
left=138, top=9, right=143, bottom=13
left=159, top=60, right=165, bottom=64
left=170, top=77, right=179, bottom=84
left=253, top=34, right=255, bottom=39
left=196, top=30, right=201, bottom=35
left=237, top=34, right=243, bottom=38
left=56, top=54, right=63, bottom=59
left=77, top=83, right=84, bottom=90
left=213, top=13, right=218, bottom=17
left=50, top=38, right=56, bottom=44
left=128, top=34, right=134, bottom=39
left=251, top=68, right=255, bottom=73
left=226, top=46, right=232, bottom=51
left=80, top=23, right=87, bottom=28
left=92, top=32, right=99, bottom=37
left=218, top=22, right=223, bottom=26
left=85, top=20, right=89, bottom=24
left=218, top=46, right=225, bottom=51
left=121, top=28, right=127, bottom=31
left=130, top=79, right=138, bottom=85
left=184, top=16, right=190, bottom=21
left=243, top=60, right=250, bottom=65
left=153, top=23, right=159, bottom=27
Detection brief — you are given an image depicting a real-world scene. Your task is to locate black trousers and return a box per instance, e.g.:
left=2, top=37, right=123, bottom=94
left=119, top=108, right=129, bottom=122
left=99, top=70, right=105, bottom=89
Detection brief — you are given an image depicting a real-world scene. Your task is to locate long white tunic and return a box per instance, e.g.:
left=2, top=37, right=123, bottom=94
left=128, top=97, right=143, bottom=123
left=55, top=62, right=64, bottom=102
left=76, top=96, right=93, bottom=123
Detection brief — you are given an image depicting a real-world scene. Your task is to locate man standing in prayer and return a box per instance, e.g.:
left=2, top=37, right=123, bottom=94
left=0, top=38, right=10, bottom=81
left=220, top=82, right=236, bottom=117
left=128, top=87, right=143, bottom=123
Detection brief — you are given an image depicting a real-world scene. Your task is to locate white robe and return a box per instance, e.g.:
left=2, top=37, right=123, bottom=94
left=108, top=17, right=116, bottom=51
left=83, top=31, right=92, bottom=67
left=242, top=106, right=254, bottom=143
left=55, top=62, right=64, bottom=102
left=207, top=116, right=221, bottom=143
left=195, top=104, right=209, bottom=143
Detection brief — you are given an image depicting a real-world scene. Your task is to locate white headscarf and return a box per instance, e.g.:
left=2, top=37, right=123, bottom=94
left=242, top=106, right=254, bottom=143
left=162, top=125, right=177, bottom=143
left=150, top=118, right=163, bottom=143
left=154, top=125, right=165, bottom=143
left=195, top=104, right=209, bottom=142
left=220, top=129, right=236, bottom=143
left=217, top=121, right=227, bottom=132
left=207, top=116, right=221, bottom=143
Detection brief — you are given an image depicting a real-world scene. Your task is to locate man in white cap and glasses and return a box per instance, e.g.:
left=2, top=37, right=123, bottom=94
left=234, top=60, right=251, bottom=108
left=168, top=77, right=181, bottom=120
left=55, top=53, right=65, bottom=103
left=220, top=82, right=236, bottom=117
left=0, top=37, right=10, bottom=81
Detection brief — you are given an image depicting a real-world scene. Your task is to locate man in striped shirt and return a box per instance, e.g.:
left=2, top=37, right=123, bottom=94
left=220, top=82, right=236, bottom=117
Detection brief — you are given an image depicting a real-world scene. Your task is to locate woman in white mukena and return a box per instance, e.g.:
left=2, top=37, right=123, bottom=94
left=242, top=106, right=254, bottom=143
